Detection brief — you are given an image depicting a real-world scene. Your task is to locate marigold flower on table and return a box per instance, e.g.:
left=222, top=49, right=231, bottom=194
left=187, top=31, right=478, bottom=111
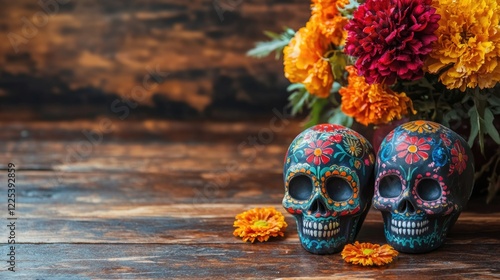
left=345, top=0, right=440, bottom=85
left=233, top=207, right=287, bottom=243
left=342, top=241, right=399, bottom=266
left=339, top=66, right=415, bottom=126
left=283, top=21, right=334, bottom=98
left=425, top=0, right=500, bottom=91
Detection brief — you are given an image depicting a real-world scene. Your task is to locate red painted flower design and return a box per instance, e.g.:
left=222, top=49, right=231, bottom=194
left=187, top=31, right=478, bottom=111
left=329, top=134, right=343, bottom=143
left=451, top=141, right=468, bottom=174
left=305, top=139, right=334, bottom=165
left=396, top=136, right=431, bottom=164
left=440, top=133, right=451, bottom=146
left=312, top=124, right=345, bottom=133
left=385, top=130, right=395, bottom=142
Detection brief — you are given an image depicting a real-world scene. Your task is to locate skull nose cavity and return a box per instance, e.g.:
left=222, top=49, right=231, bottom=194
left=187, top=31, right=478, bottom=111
left=308, top=198, right=328, bottom=216
left=398, top=199, right=416, bottom=214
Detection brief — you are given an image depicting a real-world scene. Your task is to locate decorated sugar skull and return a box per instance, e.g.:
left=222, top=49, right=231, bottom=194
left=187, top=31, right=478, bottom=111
left=374, top=120, right=474, bottom=253
left=283, top=124, right=375, bottom=254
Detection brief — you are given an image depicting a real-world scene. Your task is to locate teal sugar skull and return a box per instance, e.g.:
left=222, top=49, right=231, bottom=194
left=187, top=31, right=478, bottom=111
left=283, top=124, right=375, bottom=254
left=373, top=121, right=475, bottom=253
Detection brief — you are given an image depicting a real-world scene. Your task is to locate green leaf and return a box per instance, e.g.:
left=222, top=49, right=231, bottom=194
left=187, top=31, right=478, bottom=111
left=467, top=106, right=479, bottom=148
left=246, top=28, right=295, bottom=59
left=304, top=98, right=328, bottom=128
left=488, top=93, right=500, bottom=106
left=287, top=83, right=305, bottom=92
left=419, top=77, right=436, bottom=90
left=484, top=107, right=500, bottom=144
left=263, top=30, right=282, bottom=40
left=306, top=96, right=317, bottom=109
left=339, top=0, right=362, bottom=19
left=332, top=81, right=342, bottom=94
left=328, top=51, right=348, bottom=82
left=287, top=87, right=310, bottom=116
left=246, top=40, right=289, bottom=59
left=468, top=90, right=490, bottom=154
left=327, top=107, right=353, bottom=127
left=461, top=93, right=471, bottom=103
left=443, top=109, right=459, bottom=127
left=487, top=93, right=500, bottom=114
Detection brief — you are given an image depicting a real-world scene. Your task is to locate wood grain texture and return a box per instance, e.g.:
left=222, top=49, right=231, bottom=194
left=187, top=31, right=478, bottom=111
left=0, top=119, right=499, bottom=278
left=3, top=244, right=500, bottom=279
left=0, top=1, right=310, bottom=119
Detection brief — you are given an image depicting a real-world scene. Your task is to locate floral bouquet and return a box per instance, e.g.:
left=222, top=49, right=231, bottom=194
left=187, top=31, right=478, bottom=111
left=248, top=0, right=500, bottom=202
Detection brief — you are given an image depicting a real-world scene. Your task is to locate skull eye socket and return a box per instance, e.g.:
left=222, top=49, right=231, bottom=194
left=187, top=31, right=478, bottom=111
left=416, top=178, right=442, bottom=201
left=325, top=177, right=353, bottom=201
left=378, top=175, right=402, bottom=198
left=289, top=175, right=313, bottom=200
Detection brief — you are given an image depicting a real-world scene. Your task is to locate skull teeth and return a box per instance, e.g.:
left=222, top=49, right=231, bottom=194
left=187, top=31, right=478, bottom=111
left=390, top=219, right=430, bottom=236
left=301, top=220, right=340, bottom=238
left=302, top=228, right=340, bottom=238
left=391, top=219, right=428, bottom=227
left=302, top=220, right=339, bottom=230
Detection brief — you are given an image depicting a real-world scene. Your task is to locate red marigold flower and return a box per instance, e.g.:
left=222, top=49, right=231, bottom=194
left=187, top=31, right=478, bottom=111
left=345, top=0, right=440, bottom=85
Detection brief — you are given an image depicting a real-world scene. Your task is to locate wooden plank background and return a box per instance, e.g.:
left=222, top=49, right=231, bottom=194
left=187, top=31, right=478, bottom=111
left=0, top=119, right=499, bottom=278
left=0, top=0, right=310, bottom=119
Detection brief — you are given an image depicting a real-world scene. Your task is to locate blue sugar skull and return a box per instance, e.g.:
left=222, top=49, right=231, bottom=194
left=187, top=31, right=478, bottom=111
left=283, top=124, right=375, bottom=254
left=374, top=121, right=474, bottom=253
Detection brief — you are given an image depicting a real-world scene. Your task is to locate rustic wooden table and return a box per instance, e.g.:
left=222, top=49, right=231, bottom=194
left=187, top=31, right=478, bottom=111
left=0, top=119, right=499, bottom=279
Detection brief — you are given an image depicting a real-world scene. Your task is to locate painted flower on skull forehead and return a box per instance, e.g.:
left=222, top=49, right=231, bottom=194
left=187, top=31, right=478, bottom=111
left=396, top=135, right=431, bottom=164
left=401, top=120, right=441, bottom=134
left=305, top=139, right=334, bottom=165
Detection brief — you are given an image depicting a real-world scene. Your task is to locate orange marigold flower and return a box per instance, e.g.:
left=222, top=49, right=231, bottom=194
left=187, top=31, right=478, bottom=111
left=339, top=66, right=415, bottom=126
left=311, top=0, right=350, bottom=46
left=233, top=207, right=287, bottom=243
left=425, top=0, right=500, bottom=91
left=283, top=21, right=334, bottom=98
left=341, top=241, right=399, bottom=266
